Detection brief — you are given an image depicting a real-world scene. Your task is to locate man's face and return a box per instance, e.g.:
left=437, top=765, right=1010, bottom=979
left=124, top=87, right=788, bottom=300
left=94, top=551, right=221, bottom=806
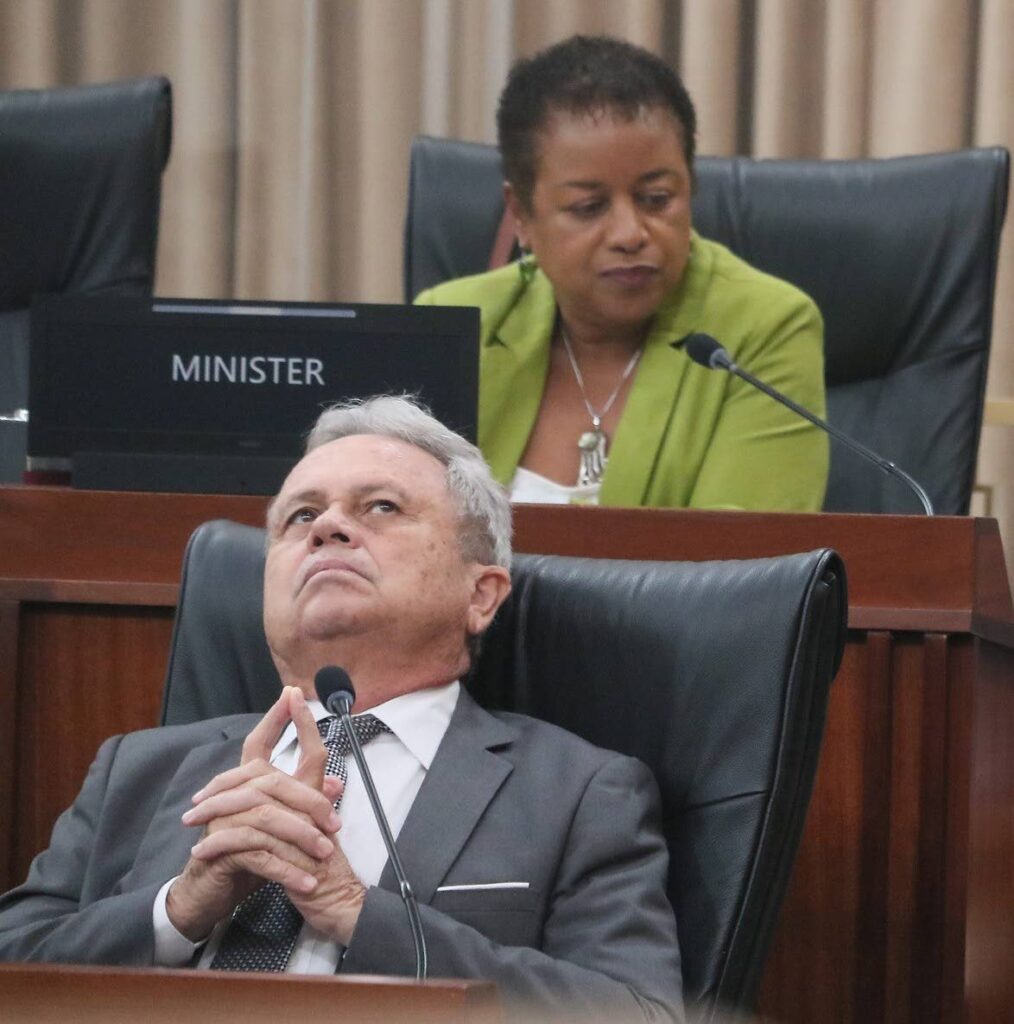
left=263, top=435, right=487, bottom=672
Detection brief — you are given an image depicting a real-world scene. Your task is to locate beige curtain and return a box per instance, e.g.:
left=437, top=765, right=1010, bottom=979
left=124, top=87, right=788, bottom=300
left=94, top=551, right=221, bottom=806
left=1, top=0, right=1012, bottom=552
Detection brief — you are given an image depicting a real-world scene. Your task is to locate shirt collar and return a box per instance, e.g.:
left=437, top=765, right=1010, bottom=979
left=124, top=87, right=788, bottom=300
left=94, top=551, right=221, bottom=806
left=270, top=681, right=460, bottom=770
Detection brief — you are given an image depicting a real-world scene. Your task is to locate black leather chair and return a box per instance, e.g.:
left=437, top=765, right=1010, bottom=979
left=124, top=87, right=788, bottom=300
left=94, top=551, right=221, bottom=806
left=0, top=76, right=172, bottom=482
left=403, top=137, right=1011, bottom=515
left=161, top=518, right=847, bottom=1015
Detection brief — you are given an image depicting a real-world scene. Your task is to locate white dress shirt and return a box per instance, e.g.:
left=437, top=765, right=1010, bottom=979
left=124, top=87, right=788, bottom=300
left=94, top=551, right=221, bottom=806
left=152, top=681, right=459, bottom=972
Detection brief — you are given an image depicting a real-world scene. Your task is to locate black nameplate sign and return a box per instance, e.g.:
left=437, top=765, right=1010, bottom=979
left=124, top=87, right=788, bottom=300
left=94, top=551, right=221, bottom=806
left=29, top=296, right=479, bottom=495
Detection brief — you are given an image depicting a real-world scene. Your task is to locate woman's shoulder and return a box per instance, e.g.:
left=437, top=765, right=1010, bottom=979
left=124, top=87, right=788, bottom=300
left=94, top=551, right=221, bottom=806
left=414, top=262, right=527, bottom=310
left=682, top=233, right=825, bottom=387
left=415, top=262, right=556, bottom=347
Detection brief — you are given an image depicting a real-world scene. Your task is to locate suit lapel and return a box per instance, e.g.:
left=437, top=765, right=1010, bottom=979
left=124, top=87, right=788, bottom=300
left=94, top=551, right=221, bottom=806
left=120, top=721, right=254, bottom=889
left=115, top=703, right=515, bottom=928
left=478, top=270, right=557, bottom=485
left=379, top=690, right=515, bottom=904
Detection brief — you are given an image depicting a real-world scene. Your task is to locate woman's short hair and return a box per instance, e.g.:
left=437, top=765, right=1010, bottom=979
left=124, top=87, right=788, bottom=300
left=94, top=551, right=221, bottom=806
left=300, top=394, right=512, bottom=568
left=497, top=34, right=698, bottom=210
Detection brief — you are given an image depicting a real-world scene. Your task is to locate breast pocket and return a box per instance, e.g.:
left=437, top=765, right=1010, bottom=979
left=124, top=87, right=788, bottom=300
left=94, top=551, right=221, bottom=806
left=430, top=884, right=542, bottom=947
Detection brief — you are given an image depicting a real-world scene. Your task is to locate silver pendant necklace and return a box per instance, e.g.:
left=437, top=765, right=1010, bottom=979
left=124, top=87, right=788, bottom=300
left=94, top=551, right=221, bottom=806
left=559, top=323, right=644, bottom=487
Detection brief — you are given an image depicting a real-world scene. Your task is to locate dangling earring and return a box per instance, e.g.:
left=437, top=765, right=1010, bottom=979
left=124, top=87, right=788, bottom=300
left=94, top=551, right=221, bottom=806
left=518, top=246, right=537, bottom=285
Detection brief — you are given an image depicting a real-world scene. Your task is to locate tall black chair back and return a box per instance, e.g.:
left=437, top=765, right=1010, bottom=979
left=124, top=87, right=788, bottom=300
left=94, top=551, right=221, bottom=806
left=162, top=518, right=847, bottom=1014
left=0, top=76, right=172, bottom=481
left=404, top=137, right=1010, bottom=515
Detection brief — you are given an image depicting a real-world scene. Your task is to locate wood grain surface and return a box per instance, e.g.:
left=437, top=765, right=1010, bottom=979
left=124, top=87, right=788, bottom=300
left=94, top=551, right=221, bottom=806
left=0, top=963, right=500, bottom=1024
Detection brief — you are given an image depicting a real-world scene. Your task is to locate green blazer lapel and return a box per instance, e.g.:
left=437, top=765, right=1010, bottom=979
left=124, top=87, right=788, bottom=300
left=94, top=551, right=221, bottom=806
left=378, top=690, right=515, bottom=904
left=600, top=233, right=712, bottom=505
left=478, top=270, right=557, bottom=485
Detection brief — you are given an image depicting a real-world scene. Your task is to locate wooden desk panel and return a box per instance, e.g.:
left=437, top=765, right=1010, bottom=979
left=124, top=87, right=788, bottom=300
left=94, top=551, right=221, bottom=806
left=0, top=600, right=18, bottom=898
left=0, top=963, right=500, bottom=1024
left=12, top=604, right=172, bottom=877
left=0, top=487, right=1010, bottom=637
left=1, top=487, right=1012, bottom=1024
left=964, top=641, right=1014, bottom=1024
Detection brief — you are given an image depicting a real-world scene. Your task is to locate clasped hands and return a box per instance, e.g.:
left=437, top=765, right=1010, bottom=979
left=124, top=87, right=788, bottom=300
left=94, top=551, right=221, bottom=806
left=166, top=686, right=366, bottom=946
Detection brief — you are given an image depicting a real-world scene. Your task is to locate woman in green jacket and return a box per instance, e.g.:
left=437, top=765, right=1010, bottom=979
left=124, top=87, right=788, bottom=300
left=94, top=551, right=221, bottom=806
left=416, top=35, right=828, bottom=511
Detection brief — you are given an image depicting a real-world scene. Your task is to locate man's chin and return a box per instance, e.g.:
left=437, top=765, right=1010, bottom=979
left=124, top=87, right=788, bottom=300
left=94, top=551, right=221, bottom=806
left=299, top=609, right=371, bottom=644
left=300, top=566, right=372, bottom=594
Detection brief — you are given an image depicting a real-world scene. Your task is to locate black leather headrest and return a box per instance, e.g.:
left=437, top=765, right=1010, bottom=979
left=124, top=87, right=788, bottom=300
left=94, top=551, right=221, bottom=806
left=0, top=76, right=172, bottom=310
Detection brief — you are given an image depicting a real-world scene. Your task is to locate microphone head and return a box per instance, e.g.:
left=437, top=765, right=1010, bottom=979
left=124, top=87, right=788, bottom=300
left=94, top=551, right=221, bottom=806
left=683, top=333, right=732, bottom=370
left=314, top=666, right=356, bottom=715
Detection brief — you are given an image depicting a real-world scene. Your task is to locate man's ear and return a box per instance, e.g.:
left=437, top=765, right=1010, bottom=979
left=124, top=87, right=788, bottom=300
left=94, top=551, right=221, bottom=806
left=466, top=565, right=512, bottom=637
left=503, top=182, right=531, bottom=251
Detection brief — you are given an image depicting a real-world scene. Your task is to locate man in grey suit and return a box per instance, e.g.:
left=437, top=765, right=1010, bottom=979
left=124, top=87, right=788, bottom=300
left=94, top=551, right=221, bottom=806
left=0, top=396, right=683, bottom=1021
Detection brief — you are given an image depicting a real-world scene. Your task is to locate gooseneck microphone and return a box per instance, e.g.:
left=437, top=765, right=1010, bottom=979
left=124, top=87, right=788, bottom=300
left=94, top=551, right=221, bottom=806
left=682, top=333, right=935, bottom=516
left=315, top=665, right=358, bottom=717
left=313, top=666, right=428, bottom=980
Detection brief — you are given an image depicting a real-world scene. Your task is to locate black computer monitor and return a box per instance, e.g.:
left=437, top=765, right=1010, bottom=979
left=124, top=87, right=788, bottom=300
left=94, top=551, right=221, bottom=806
left=28, top=295, right=479, bottom=495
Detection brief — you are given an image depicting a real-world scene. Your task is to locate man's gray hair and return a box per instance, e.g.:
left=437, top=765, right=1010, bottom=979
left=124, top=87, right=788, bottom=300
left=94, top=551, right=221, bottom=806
left=304, top=395, right=512, bottom=568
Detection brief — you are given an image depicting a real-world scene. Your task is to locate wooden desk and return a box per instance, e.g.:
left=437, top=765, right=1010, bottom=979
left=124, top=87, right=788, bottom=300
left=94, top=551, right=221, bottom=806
left=0, top=963, right=500, bottom=1023
left=1, top=486, right=1012, bottom=1024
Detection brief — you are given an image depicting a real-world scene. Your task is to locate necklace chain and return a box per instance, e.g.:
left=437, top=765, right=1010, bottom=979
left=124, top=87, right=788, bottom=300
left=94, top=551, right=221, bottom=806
left=559, top=323, right=644, bottom=430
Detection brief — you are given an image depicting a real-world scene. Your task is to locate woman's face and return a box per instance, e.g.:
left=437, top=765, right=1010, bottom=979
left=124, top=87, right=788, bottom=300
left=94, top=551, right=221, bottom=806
left=507, top=106, right=692, bottom=337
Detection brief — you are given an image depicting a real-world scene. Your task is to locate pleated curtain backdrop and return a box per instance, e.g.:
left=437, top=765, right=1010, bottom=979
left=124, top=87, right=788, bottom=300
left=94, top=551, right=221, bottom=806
left=1, top=0, right=1012, bottom=554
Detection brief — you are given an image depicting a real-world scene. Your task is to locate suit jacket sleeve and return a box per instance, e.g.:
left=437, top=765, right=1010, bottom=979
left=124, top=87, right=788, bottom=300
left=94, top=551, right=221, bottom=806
left=0, top=735, right=162, bottom=965
left=341, top=754, right=684, bottom=1023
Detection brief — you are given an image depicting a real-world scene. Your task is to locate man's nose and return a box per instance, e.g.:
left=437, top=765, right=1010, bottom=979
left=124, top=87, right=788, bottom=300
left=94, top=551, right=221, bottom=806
left=606, top=199, right=648, bottom=252
left=308, top=504, right=359, bottom=548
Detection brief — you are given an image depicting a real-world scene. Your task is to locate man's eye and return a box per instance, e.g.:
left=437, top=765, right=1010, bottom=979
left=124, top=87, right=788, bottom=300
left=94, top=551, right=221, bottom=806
left=367, top=498, right=400, bottom=514
left=288, top=507, right=318, bottom=525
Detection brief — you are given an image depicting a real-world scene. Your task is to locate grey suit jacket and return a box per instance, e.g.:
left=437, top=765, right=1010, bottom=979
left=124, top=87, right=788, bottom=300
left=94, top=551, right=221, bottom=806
left=0, top=690, right=683, bottom=1021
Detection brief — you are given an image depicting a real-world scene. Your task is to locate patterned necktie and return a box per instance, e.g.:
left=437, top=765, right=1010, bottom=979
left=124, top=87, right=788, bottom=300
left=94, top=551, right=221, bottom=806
left=209, top=713, right=391, bottom=972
